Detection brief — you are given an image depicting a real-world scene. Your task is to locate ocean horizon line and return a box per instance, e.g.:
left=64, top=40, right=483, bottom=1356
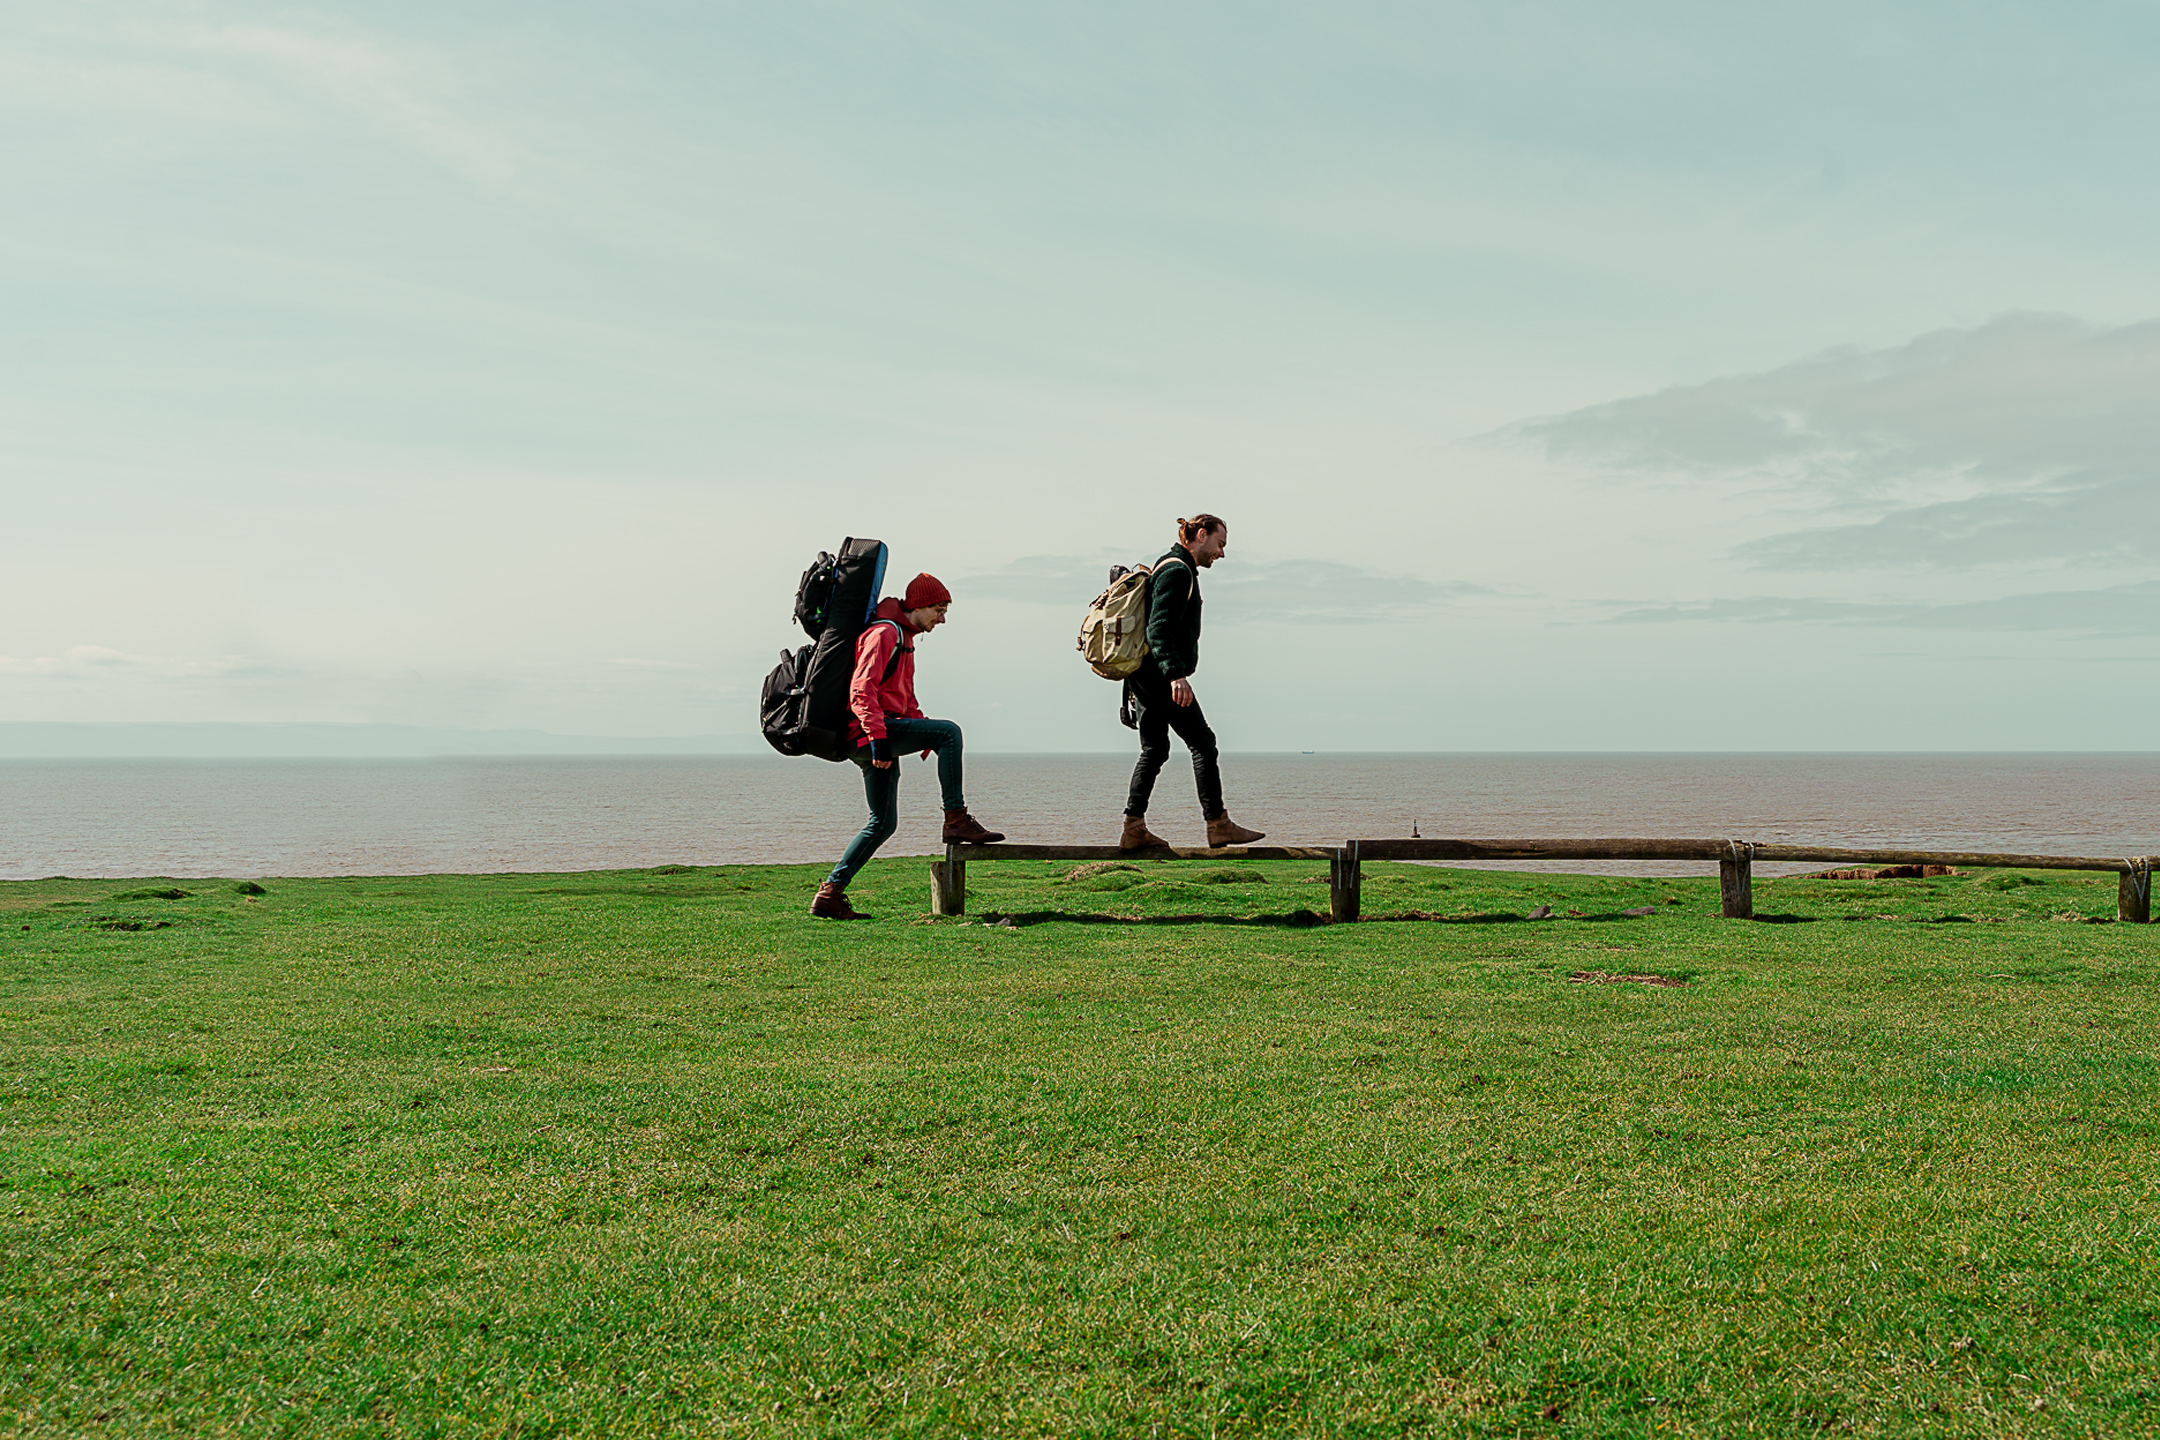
left=6, top=725, right=2160, bottom=763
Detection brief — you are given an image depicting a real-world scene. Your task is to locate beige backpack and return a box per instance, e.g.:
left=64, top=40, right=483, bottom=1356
left=1077, top=564, right=1153, bottom=679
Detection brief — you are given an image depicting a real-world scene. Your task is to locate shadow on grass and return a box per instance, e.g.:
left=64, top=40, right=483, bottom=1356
left=975, top=909, right=1333, bottom=928
left=965, top=908, right=1825, bottom=928
left=1364, top=910, right=1534, bottom=924
left=1365, top=909, right=1692, bottom=925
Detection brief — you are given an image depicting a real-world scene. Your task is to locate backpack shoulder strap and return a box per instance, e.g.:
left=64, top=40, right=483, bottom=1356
left=1150, top=551, right=1193, bottom=599
left=865, top=617, right=911, bottom=681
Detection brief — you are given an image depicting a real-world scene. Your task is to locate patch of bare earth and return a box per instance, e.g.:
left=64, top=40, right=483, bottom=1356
left=1064, top=861, right=1143, bottom=880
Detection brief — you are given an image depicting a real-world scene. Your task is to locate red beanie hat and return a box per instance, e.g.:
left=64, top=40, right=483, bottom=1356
left=903, top=573, right=951, bottom=610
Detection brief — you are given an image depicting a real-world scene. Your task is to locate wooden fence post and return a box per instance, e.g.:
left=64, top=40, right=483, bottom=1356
left=931, top=845, right=967, bottom=916
left=2118, top=857, right=2152, bottom=924
left=1720, top=841, right=1753, bottom=919
left=1329, top=841, right=1361, bottom=924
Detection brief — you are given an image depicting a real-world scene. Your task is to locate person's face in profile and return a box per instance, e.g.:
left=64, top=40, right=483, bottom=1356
left=1190, top=525, right=1228, bottom=567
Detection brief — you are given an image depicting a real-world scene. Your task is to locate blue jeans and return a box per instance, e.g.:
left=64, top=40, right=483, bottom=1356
left=825, top=717, right=967, bottom=888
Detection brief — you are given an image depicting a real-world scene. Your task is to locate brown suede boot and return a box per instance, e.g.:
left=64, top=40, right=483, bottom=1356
left=809, top=881, right=862, bottom=919
left=1206, top=813, right=1265, bottom=847
left=942, top=809, right=1005, bottom=844
left=1120, top=814, right=1169, bottom=851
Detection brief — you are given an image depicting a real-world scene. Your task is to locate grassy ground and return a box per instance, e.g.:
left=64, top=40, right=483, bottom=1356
left=1, top=857, right=2155, bottom=1437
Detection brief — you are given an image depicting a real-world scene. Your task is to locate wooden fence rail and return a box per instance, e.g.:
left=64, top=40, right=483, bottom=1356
left=935, top=840, right=2158, bottom=925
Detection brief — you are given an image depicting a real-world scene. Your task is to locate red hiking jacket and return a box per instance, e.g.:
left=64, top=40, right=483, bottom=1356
left=845, top=598, right=922, bottom=748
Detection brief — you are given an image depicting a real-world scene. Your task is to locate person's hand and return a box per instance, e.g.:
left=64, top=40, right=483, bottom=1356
left=873, top=758, right=895, bottom=769
left=1171, top=677, right=1195, bottom=707
left=870, top=738, right=895, bottom=769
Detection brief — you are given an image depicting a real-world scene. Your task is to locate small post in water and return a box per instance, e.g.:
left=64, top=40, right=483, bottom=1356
left=1329, top=840, right=1362, bottom=924
left=2119, top=857, right=2153, bottom=925
left=1720, top=840, right=1754, bottom=919
left=932, top=846, right=967, bottom=916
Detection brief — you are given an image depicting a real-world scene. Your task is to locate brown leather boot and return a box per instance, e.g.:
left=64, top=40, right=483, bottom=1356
left=809, top=881, right=862, bottom=919
left=1206, top=813, right=1265, bottom=847
left=1120, top=814, right=1169, bottom=851
left=942, top=809, right=1005, bottom=844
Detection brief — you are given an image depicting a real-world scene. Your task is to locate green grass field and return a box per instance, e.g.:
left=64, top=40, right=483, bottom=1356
left=2, top=857, right=2155, bottom=1437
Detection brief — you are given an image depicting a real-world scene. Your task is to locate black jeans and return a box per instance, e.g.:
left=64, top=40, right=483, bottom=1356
left=1124, top=666, right=1224, bottom=820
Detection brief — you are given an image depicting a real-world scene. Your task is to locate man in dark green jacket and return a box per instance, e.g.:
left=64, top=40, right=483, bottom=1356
left=1120, top=514, right=1267, bottom=851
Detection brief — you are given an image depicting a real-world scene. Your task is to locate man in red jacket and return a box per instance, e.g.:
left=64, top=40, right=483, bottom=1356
left=812, top=572, right=1005, bottom=919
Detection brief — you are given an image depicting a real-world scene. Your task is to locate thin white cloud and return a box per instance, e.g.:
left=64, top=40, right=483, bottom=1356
left=1509, top=313, right=2160, bottom=570
left=1736, top=481, right=2156, bottom=571
left=12, top=6, right=522, bottom=189
left=176, top=17, right=520, bottom=187
left=1605, top=580, right=2160, bottom=636
left=0, top=645, right=265, bottom=678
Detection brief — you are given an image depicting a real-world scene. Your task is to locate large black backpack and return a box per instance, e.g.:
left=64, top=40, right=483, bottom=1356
left=760, top=537, right=888, bottom=761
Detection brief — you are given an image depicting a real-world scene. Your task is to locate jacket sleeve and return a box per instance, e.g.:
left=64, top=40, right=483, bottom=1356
left=1146, top=561, right=1193, bottom=680
left=849, top=624, right=898, bottom=744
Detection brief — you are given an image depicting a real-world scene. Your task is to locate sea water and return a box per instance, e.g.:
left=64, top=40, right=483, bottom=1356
left=4, top=753, right=2157, bottom=880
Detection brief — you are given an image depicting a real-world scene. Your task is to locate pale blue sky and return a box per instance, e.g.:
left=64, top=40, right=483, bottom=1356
left=7, top=2, right=2159, bottom=751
